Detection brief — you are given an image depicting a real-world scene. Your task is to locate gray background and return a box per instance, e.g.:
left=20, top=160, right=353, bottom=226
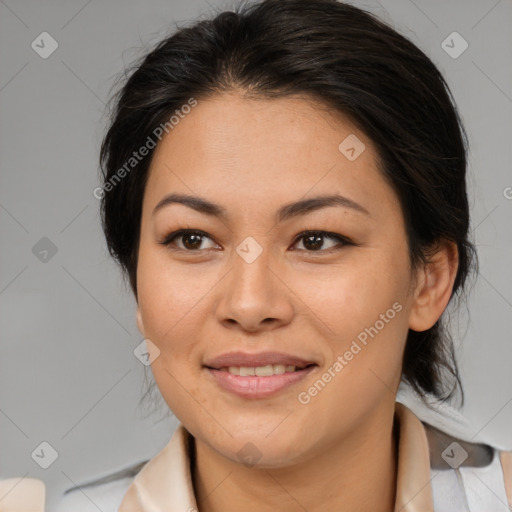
left=0, top=0, right=511, bottom=510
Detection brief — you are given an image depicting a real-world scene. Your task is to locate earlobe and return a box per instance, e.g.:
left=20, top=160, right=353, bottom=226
left=409, top=241, right=459, bottom=332
left=136, top=307, right=145, bottom=336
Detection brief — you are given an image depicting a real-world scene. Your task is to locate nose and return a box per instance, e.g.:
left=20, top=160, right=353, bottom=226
left=215, top=246, right=295, bottom=333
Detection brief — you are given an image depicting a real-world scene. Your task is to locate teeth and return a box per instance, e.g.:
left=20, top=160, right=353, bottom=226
left=225, top=364, right=297, bottom=376
left=255, top=365, right=274, bottom=377
left=239, top=366, right=255, bottom=376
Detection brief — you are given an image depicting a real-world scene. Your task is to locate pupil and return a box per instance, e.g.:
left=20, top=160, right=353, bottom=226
left=305, top=234, right=323, bottom=251
left=184, top=234, right=202, bottom=249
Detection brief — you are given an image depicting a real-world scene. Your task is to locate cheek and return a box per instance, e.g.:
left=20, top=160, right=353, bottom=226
left=136, top=248, right=224, bottom=411
left=136, top=244, right=214, bottom=340
left=293, top=251, right=410, bottom=338
left=293, top=249, right=412, bottom=394
left=137, top=253, right=209, bottom=413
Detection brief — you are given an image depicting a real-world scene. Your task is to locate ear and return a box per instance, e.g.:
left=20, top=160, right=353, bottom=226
left=409, top=240, right=459, bottom=332
left=136, top=306, right=145, bottom=337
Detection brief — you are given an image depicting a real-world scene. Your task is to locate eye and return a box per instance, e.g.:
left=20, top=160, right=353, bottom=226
left=159, top=229, right=352, bottom=253
left=291, top=230, right=351, bottom=252
left=159, top=229, right=220, bottom=251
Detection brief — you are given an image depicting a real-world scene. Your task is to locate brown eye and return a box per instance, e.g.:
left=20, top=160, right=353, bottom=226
left=292, top=231, right=349, bottom=252
left=159, top=229, right=351, bottom=253
left=159, top=230, right=219, bottom=251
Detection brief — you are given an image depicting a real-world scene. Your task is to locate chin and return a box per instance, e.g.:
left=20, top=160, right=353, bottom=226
left=219, top=438, right=310, bottom=469
left=207, top=423, right=309, bottom=464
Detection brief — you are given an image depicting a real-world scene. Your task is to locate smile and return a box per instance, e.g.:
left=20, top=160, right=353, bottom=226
left=205, top=364, right=317, bottom=398
left=218, top=364, right=308, bottom=376
left=203, top=351, right=318, bottom=398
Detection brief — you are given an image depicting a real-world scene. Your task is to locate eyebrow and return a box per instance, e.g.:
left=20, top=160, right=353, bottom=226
left=152, top=193, right=371, bottom=221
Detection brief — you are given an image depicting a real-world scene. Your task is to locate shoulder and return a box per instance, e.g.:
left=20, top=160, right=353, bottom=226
left=397, top=385, right=512, bottom=511
left=54, top=460, right=147, bottom=512
left=55, top=426, right=191, bottom=512
left=423, top=422, right=512, bottom=512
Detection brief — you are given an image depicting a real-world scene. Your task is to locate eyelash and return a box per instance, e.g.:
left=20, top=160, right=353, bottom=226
left=158, top=229, right=353, bottom=253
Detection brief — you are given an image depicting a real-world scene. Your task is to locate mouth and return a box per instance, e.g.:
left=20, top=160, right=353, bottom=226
left=207, top=363, right=316, bottom=376
left=203, top=352, right=318, bottom=399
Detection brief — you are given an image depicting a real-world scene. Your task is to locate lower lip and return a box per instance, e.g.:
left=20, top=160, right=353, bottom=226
left=206, top=366, right=317, bottom=399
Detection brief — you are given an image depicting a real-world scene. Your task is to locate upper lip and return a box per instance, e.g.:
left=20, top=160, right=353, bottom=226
left=204, top=351, right=317, bottom=370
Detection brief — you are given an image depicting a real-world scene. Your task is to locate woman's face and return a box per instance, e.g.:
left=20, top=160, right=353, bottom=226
left=136, top=92, right=421, bottom=466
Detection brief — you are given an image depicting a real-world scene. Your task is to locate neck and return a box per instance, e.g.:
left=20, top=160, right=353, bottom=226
left=192, top=404, right=398, bottom=512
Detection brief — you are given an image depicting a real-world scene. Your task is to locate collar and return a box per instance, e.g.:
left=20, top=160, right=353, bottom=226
left=119, top=402, right=433, bottom=512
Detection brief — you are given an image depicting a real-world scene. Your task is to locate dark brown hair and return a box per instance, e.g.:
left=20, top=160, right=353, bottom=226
left=99, top=0, right=476, bottom=404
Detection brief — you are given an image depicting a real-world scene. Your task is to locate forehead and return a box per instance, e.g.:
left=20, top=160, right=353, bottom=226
left=143, top=92, right=397, bottom=220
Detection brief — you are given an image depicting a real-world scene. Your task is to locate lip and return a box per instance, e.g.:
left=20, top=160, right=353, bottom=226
left=203, top=351, right=316, bottom=369
left=203, top=351, right=318, bottom=399
left=206, top=365, right=317, bottom=399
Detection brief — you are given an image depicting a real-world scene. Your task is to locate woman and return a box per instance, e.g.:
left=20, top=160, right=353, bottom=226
left=55, top=0, right=512, bottom=510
